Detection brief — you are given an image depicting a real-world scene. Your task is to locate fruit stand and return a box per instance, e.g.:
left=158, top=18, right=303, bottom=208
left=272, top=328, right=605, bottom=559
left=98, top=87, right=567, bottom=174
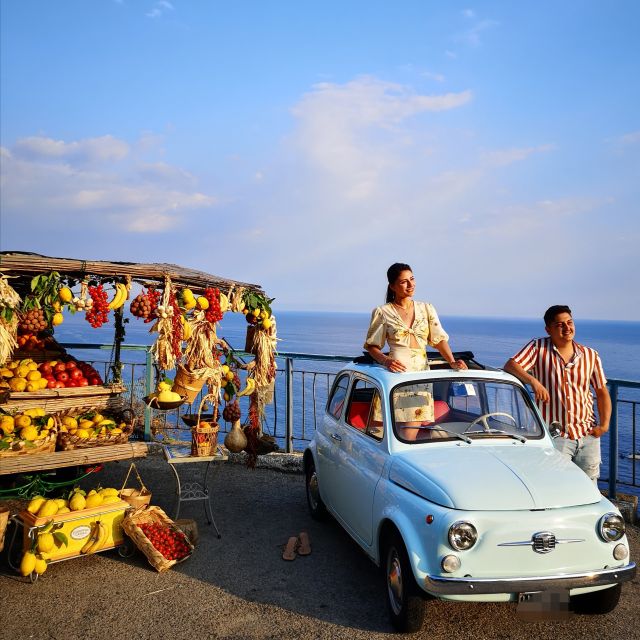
left=0, top=251, right=278, bottom=580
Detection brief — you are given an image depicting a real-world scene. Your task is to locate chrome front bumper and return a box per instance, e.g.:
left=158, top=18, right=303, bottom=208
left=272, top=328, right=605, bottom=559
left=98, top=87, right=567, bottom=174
left=424, top=562, right=636, bottom=595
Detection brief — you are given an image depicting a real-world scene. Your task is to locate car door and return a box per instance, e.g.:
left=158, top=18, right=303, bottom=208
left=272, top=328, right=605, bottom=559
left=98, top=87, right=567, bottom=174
left=330, top=377, right=387, bottom=547
left=316, top=373, right=351, bottom=512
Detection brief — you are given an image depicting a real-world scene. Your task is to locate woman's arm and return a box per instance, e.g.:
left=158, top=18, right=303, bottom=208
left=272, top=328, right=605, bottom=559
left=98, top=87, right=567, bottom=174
left=433, top=340, right=468, bottom=370
left=365, top=345, right=406, bottom=372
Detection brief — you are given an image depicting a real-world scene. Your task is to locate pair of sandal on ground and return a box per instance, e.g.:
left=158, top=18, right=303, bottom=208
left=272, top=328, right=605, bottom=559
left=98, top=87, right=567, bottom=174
left=282, top=531, right=311, bottom=560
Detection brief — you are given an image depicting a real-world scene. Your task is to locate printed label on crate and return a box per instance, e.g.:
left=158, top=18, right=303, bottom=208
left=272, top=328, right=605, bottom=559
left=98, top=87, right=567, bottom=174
left=70, top=525, right=92, bottom=540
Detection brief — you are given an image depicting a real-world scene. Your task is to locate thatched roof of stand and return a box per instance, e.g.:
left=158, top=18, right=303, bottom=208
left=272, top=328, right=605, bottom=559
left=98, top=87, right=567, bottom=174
left=0, top=251, right=263, bottom=295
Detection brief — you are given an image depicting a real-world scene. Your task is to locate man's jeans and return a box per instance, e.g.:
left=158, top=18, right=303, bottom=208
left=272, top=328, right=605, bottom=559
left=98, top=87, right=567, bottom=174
left=553, top=434, right=601, bottom=482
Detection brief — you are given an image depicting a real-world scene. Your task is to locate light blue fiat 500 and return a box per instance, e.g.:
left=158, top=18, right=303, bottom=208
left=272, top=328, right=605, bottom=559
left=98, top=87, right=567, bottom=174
left=303, top=354, right=636, bottom=632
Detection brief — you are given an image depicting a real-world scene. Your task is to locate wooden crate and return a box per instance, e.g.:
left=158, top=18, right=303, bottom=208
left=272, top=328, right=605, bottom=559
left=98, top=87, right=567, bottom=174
left=0, top=384, right=128, bottom=413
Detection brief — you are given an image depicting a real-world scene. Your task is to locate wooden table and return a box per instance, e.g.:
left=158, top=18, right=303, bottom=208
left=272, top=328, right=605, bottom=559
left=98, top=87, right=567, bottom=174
left=0, top=442, right=148, bottom=476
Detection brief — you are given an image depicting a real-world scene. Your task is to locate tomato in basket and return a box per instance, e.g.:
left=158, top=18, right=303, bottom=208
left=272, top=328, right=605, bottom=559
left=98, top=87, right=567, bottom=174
left=139, top=523, right=191, bottom=561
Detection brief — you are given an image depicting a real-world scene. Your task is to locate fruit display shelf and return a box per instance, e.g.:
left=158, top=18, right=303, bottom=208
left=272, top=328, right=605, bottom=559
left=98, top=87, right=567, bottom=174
left=0, top=383, right=127, bottom=413
left=0, top=441, right=148, bottom=476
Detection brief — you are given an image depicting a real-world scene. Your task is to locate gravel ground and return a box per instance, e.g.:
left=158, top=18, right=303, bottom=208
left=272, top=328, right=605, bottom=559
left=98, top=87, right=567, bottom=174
left=1, top=449, right=638, bottom=640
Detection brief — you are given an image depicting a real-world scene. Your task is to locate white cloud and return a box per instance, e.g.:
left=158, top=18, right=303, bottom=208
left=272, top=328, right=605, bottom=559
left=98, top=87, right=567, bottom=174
left=481, top=143, right=556, bottom=167
left=12, top=135, right=129, bottom=164
left=1, top=134, right=216, bottom=233
left=462, top=9, right=475, bottom=19
left=147, top=0, right=173, bottom=18
left=456, top=18, right=499, bottom=46
left=422, top=71, right=446, bottom=83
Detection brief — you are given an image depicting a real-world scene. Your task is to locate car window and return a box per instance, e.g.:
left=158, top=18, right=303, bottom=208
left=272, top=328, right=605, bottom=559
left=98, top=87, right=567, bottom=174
left=345, top=378, right=384, bottom=441
left=327, top=374, right=350, bottom=420
left=392, top=379, right=544, bottom=443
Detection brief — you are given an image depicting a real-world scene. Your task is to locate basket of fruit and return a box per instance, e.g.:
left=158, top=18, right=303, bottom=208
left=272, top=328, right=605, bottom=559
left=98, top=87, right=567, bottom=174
left=122, top=505, right=194, bottom=572
left=55, top=409, right=135, bottom=450
left=118, top=462, right=152, bottom=508
left=0, top=409, right=57, bottom=457
left=144, top=379, right=186, bottom=410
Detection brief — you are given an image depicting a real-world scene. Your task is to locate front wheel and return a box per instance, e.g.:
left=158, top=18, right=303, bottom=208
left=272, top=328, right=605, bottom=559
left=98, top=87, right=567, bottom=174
left=571, top=583, right=622, bottom=615
left=305, top=457, right=327, bottom=521
left=384, top=531, right=426, bottom=633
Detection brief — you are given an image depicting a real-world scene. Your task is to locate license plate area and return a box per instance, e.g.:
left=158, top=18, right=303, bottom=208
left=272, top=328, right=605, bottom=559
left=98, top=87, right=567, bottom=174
left=517, top=589, right=571, bottom=620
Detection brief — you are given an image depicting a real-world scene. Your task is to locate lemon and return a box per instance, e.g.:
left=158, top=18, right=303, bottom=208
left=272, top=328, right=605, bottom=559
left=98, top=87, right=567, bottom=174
left=59, top=286, right=73, bottom=302
left=52, top=312, right=64, bottom=326
left=56, top=506, right=70, bottom=514
left=69, top=493, right=86, bottom=511
left=102, top=495, right=121, bottom=505
left=221, top=365, right=230, bottom=376
left=37, top=532, right=55, bottom=553
left=34, top=557, right=48, bottom=575
left=92, top=414, right=105, bottom=424
left=196, top=296, right=209, bottom=310
left=20, top=426, right=39, bottom=442
left=62, top=416, right=78, bottom=428
left=9, top=377, right=28, bottom=392
left=15, top=414, right=31, bottom=428
left=37, top=500, right=59, bottom=517
left=110, top=428, right=123, bottom=435
left=85, top=493, right=103, bottom=508
left=39, top=429, right=50, bottom=439
left=27, top=496, right=46, bottom=514
left=24, top=408, right=40, bottom=418
left=79, top=419, right=94, bottom=429
left=75, top=429, right=90, bottom=439
left=262, top=318, right=272, bottom=330
left=226, top=371, right=234, bottom=382
left=182, top=288, right=195, bottom=301
left=0, top=367, right=14, bottom=378
left=100, top=487, right=119, bottom=497
left=16, top=365, right=30, bottom=378
left=20, top=551, right=37, bottom=576
left=184, top=298, right=196, bottom=310
left=0, top=416, right=14, bottom=435
left=54, top=498, right=68, bottom=508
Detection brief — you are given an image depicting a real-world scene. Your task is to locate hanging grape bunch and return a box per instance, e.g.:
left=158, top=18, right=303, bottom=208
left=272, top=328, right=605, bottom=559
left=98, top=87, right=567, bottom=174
left=129, top=289, right=161, bottom=323
left=85, top=284, right=110, bottom=328
left=222, top=400, right=241, bottom=423
left=18, top=308, right=47, bottom=334
left=203, top=287, right=223, bottom=324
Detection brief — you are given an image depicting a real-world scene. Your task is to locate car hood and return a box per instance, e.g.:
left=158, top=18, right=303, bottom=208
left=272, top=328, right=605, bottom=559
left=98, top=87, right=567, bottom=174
left=389, top=444, right=602, bottom=511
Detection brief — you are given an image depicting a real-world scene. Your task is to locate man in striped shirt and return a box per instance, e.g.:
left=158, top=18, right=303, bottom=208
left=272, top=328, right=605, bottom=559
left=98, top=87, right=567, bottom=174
left=504, top=305, right=611, bottom=482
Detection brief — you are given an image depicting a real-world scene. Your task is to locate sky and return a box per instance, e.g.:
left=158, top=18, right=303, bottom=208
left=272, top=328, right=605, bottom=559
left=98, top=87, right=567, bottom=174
left=1, top=1, right=639, bottom=320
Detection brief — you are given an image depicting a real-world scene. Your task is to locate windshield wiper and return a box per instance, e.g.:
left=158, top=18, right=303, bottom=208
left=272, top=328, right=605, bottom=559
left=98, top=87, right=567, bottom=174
left=467, top=428, right=527, bottom=443
left=422, top=426, right=472, bottom=444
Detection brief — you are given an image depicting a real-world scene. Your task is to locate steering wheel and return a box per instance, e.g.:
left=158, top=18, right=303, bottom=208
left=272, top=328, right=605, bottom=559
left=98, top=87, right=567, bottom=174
left=464, top=412, right=517, bottom=433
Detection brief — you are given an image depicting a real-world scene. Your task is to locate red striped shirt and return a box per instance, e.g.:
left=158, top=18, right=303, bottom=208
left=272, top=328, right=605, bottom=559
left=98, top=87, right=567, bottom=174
left=512, top=338, right=607, bottom=439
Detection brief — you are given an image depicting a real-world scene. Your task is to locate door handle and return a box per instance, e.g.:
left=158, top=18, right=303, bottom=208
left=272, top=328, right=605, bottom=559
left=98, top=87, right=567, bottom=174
left=331, top=433, right=342, bottom=442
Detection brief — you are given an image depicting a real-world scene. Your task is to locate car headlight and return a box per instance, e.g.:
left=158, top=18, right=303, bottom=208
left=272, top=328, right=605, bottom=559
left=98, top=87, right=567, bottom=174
left=448, top=521, right=478, bottom=551
left=599, top=513, right=625, bottom=542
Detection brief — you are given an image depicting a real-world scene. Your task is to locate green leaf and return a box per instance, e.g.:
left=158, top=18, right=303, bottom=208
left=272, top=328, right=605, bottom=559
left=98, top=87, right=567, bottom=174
left=31, top=275, right=42, bottom=292
left=53, top=531, right=69, bottom=547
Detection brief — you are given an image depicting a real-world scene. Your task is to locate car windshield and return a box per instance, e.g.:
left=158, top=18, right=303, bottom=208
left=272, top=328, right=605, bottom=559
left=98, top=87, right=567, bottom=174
left=391, top=378, right=544, bottom=443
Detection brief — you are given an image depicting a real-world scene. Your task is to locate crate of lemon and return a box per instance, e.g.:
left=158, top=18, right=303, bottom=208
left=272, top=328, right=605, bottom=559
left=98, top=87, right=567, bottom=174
left=0, top=408, right=57, bottom=457
left=56, top=410, right=134, bottom=450
left=17, top=488, right=129, bottom=578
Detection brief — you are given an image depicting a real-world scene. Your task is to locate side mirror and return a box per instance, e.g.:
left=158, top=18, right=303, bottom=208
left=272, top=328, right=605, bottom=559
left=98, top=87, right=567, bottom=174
left=548, top=421, right=562, bottom=439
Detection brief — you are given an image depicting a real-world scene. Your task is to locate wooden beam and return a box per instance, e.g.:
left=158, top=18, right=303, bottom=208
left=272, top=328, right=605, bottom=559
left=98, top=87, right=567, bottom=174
left=0, top=442, right=148, bottom=475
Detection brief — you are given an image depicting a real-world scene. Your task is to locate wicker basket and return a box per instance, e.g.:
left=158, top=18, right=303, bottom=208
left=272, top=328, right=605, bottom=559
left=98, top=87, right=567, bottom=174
left=122, top=505, right=194, bottom=572
left=0, top=429, right=57, bottom=458
left=0, top=506, right=9, bottom=552
left=172, top=364, right=207, bottom=403
left=174, top=518, right=199, bottom=546
left=55, top=409, right=135, bottom=451
left=119, top=463, right=152, bottom=508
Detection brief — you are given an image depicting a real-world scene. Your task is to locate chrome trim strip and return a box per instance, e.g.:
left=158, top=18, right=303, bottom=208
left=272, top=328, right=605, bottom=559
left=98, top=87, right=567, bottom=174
left=424, top=562, right=636, bottom=595
left=497, top=538, right=584, bottom=547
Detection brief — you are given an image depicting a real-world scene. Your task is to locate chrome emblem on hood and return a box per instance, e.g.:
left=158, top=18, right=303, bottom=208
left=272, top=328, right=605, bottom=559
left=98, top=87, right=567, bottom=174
left=532, top=531, right=556, bottom=554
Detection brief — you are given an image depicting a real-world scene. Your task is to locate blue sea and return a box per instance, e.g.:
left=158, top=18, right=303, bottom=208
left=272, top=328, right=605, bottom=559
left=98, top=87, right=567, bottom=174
left=55, top=311, right=640, bottom=492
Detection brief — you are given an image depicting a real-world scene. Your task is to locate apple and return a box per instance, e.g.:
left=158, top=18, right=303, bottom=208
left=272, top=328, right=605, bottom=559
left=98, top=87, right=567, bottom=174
left=54, top=362, right=67, bottom=374
left=78, top=378, right=89, bottom=386
left=54, top=381, right=65, bottom=389
left=40, top=363, right=53, bottom=376
left=56, top=371, right=69, bottom=383
left=66, top=380, right=78, bottom=387
left=70, top=369, right=83, bottom=380
left=88, top=376, right=101, bottom=386
left=47, top=379, right=58, bottom=389
left=65, top=361, right=77, bottom=370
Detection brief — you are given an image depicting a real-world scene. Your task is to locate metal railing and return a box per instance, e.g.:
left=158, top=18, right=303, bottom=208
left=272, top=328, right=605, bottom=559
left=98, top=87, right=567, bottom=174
left=59, top=344, right=639, bottom=498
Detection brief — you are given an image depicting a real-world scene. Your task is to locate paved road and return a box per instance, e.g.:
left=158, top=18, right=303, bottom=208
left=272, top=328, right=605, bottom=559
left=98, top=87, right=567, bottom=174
left=1, top=452, right=638, bottom=640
